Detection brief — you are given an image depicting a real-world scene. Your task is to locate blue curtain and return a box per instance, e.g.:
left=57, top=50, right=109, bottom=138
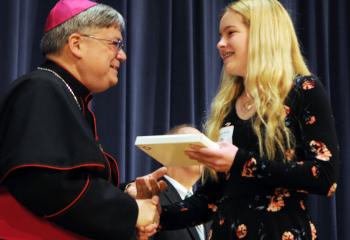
left=0, top=0, right=348, bottom=239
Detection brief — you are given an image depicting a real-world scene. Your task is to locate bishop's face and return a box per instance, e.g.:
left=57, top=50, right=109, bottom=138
left=78, top=26, right=127, bottom=93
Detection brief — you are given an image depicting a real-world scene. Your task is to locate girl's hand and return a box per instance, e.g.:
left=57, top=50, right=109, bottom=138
left=186, top=142, right=238, bottom=172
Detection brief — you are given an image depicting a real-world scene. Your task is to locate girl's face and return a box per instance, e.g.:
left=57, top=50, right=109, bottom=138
left=217, top=11, right=249, bottom=78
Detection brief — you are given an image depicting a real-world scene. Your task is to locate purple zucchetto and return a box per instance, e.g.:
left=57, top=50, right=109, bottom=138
left=44, top=0, right=97, bottom=32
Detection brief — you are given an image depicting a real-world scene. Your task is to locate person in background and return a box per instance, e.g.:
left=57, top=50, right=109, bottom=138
left=151, top=125, right=211, bottom=240
left=0, top=0, right=165, bottom=239
left=140, top=0, right=339, bottom=239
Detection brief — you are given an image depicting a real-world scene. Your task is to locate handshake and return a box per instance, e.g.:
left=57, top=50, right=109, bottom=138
left=125, top=167, right=168, bottom=239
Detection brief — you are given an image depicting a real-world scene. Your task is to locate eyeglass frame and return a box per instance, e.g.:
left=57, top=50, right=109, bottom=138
left=80, top=34, right=125, bottom=51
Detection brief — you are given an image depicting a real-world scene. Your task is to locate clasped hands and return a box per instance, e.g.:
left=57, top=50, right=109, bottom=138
left=125, top=167, right=167, bottom=239
left=128, top=142, right=238, bottom=239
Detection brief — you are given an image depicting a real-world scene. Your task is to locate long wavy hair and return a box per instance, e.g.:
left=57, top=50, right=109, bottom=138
left=204, top=0, right=310, bottom=180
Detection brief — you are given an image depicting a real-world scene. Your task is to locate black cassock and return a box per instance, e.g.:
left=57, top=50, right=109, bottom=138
left=0, top=60, right=138, bottom=239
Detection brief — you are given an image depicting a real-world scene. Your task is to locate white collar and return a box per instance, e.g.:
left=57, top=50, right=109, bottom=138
left=164, top=175, right=193, bottom=200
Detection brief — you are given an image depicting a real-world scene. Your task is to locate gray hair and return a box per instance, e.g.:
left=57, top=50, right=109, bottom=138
left=40, top=4, right=125, bottom=55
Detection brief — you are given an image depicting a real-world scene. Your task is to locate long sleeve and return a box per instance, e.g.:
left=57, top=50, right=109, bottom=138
left=4, top=168, right=138, bottom=239
left=229, top=76, right=339, bottom=196
left=160, top=178, right=220, bottom=231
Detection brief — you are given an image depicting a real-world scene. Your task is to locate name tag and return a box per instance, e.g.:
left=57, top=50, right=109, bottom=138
left=219, top=125, right=234, bottom=143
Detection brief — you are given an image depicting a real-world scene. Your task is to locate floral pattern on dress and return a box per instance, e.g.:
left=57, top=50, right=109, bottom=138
left=306, top=115, right=316, bottom=125
left=236, top=224, right=248, bottom=239
left=327, top=183, right=337, bottom=197
left=219, top=218, right=225, bottom=225
left=242, top=158, right=257, bottom=177
left=303, top=110, right=316, bottom=125
left=302, top=80, right=316, bottom=90
left=311, top=165, right=319, bottom=178
left=285, top=149, right=295, bottom=161
left=310, top=221, right=317, bottom=240
left=285, top=105, right=292, bottom=127
left=267, top=188, right=290, bottom=212
left=284, top=105, right=291, bottom=115
left=282, top=231, right=295, bottom=240
left=309, top=140, right=332, bottom=161
left=208, top=203, right=218, bottom=212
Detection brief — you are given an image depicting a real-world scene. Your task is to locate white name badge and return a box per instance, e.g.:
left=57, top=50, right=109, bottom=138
left=219, top=125, right=234, bottom=143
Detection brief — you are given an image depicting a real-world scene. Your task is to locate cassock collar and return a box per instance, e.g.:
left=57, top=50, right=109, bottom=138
left=40, top=60, right=92, bottom=105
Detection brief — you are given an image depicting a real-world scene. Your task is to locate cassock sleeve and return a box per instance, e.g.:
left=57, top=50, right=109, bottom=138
left=5, top=168, right=138, bottom=239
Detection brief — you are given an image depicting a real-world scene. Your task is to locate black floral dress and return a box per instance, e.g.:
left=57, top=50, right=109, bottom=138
left=160, top=75, right=339, bottom=240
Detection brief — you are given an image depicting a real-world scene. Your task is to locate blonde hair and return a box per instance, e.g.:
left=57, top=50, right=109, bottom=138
left=205, top=0, right=310, bottom=179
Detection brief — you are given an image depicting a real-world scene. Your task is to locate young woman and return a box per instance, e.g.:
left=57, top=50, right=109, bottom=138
left=159, top=0, right=339, bottom=239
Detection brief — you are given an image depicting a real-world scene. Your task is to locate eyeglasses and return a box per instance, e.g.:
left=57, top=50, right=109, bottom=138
left=81, top=34, right=125, bottom=51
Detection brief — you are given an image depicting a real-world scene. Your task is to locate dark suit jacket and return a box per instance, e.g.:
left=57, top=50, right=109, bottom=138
left=151, top=177, right=211, bottom=240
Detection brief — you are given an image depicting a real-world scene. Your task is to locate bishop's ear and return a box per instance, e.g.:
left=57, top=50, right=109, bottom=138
left=67, top=33, right=85, bottom=58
